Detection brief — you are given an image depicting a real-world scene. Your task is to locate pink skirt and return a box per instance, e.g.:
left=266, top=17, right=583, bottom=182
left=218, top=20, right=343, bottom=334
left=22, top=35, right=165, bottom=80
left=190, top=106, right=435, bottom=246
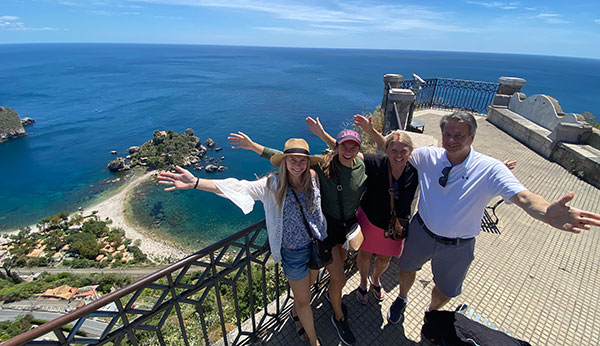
left=357, top=207, right=405, bottom=257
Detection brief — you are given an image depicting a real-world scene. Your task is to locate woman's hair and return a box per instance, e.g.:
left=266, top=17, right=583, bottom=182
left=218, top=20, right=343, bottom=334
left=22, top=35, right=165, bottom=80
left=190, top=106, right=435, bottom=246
left=321, top=148, right=341, bottom=181
left=384, top=131, right=415, bottom=152
left=269, top=157, right=315, bottom=211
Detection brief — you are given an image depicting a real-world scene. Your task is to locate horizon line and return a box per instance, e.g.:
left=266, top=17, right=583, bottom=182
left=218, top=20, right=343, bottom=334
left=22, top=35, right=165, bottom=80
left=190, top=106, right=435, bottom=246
left=1, top=42, right=598, bottom=61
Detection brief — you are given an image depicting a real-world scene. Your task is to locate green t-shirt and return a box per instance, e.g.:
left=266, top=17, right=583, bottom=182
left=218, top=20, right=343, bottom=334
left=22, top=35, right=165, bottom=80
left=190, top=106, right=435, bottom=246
left=261, top=147, right=366, bottom=221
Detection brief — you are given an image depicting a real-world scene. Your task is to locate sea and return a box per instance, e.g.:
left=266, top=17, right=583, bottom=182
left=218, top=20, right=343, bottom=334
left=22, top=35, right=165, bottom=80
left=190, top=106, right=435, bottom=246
left=1, top=43, right=599, bottom=249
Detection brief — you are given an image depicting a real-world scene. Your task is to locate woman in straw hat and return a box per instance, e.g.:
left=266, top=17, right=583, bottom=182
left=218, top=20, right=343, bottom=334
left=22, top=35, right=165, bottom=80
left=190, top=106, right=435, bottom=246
left=157, top=138, right=325, bottom=346
left=228, top=129, right=366, bottom=346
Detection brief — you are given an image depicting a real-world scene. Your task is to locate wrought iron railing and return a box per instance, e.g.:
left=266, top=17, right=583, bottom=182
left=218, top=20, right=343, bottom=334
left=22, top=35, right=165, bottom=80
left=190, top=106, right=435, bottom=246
left=3, top=220, right=296, bottom=346
left=400, top=78, right=499, bottom=114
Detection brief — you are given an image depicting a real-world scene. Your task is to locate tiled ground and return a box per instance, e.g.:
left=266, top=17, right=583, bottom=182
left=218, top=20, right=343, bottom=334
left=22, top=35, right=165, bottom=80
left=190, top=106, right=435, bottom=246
left=259, top=110, right=600, bottom=345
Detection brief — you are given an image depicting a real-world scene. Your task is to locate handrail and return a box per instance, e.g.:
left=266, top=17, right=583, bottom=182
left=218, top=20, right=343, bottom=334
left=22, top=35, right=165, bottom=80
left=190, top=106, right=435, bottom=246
left=4, top=220, right=275, bottom=346
left=400, top=78, right=499, bottom=114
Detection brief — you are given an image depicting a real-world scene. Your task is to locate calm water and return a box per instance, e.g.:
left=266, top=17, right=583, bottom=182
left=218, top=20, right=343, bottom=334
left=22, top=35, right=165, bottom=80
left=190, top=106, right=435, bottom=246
left=1, top=43, right=599, bottom=247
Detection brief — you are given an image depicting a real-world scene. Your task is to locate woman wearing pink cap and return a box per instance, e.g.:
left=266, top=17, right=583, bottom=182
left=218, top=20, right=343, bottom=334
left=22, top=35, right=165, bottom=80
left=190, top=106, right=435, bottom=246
left=229, top=128, right=366, bottom=346
left=305, top=115, right=418, bottom=307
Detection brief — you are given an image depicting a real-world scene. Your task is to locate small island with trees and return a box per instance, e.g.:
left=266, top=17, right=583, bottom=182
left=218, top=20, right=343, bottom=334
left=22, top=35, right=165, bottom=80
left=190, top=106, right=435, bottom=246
left=107, top=128, right=227, bottom=173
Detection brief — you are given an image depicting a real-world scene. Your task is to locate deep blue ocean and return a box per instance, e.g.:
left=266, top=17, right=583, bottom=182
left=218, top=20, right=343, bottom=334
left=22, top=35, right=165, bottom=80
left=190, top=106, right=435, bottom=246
left=1, top=43, right=599, bottom=247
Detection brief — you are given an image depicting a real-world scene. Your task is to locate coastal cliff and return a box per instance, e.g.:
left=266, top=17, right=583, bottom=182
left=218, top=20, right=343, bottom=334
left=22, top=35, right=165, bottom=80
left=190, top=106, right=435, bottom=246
left=0, top=107, right=27, bottom=143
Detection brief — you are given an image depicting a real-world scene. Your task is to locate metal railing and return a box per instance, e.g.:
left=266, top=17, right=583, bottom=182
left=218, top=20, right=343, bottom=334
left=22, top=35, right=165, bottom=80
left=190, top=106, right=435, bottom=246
left=400, top=78, right=499, bottom=114
left=4, top=220, right=294, bottom=346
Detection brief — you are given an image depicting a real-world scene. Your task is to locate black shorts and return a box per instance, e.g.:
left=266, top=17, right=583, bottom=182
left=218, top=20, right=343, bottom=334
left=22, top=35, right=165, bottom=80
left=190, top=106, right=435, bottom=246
left=323, top=214, right=358, bottom=248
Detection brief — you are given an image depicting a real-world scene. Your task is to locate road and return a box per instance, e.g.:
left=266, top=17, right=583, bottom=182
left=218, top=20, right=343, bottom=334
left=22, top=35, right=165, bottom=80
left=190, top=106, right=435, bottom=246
left=13, top=265, right=170, bottom=277
left=0, top=309, right=108, bottom=336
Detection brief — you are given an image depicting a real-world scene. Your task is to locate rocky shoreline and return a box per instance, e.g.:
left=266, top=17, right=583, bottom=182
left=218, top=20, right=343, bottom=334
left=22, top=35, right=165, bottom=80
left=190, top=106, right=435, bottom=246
left=0, top=106, right=34, bottom=143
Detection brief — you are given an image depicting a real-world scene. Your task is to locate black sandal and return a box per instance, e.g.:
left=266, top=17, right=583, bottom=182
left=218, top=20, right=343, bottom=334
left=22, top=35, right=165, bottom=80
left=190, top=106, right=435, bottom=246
left=369, top=276, right=385, bottom=301
left=290, top=311, right=308, bottom=342
left=356, top=286, right=368, bottom=304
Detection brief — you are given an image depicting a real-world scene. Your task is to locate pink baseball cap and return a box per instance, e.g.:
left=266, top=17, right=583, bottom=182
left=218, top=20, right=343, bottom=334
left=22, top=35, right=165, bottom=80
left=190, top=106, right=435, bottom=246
left=336, top=129, right=361, bottom=146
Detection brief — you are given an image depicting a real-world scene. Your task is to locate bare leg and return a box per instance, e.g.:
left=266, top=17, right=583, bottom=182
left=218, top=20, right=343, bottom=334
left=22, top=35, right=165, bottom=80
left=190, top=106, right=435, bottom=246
left=289, top=276, right=319, bottom=346
left=398, top=269, right=416, bottom=299
left=326, top=244, right=347, bottom=320
left=429, top=285, right=451, bottom=311
left=356, top=250, right=372, bottom=290
left=371, top=255, right=392, bottom=286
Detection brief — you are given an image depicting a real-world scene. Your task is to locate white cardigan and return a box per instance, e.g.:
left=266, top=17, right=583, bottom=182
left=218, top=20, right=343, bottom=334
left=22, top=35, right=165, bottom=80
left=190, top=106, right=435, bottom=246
left=213, top=174, right=327, bottom=263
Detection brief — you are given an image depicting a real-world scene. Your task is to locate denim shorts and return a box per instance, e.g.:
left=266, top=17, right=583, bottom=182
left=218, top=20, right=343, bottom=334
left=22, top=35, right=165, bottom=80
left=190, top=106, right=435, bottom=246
left=280, top=246, right=311, bottom=282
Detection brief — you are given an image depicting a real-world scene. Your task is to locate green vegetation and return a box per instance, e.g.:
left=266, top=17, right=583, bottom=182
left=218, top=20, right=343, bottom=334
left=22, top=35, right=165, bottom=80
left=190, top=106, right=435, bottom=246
left=4, top=212, right=148, bottom=269
left=0, top=106, right=26, bottom=143
left=582, top=112, right=600, bottom=129
left=0, top=314, right=89, bottom=341
left=0, top=107, right=23, bottom=131
left=133, top=261, right=287, bottom=345
left=0, top=272, right=133, bottom=302
left=108, top=128, right=204, bottom=171
left=0, top=314, right=35, bottom=341
left=569, top=159, right=585, bottom=179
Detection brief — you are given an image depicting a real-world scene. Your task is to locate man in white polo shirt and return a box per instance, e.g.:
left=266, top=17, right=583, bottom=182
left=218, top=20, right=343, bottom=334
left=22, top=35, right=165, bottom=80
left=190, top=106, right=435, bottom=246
left=382, top=110, right=600, bottom=325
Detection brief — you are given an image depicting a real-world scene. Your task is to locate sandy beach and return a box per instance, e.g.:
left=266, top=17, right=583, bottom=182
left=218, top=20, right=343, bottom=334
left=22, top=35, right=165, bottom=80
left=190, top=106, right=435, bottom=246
left=0, top=171, right=189, bottom=262
left=90, top=172, right=188, bottom=262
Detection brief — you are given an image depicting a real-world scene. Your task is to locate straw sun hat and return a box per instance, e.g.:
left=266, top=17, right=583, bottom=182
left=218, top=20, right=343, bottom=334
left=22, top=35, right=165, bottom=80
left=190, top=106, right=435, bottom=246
left=270, top=138, right=322, bottom=167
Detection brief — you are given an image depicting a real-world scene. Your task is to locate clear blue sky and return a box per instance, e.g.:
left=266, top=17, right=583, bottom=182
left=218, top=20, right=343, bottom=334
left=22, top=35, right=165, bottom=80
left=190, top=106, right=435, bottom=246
left=1, top=0, right=599, bottom=59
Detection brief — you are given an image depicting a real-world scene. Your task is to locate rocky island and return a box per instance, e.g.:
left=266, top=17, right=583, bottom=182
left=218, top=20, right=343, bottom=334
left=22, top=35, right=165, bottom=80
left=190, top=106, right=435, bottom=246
left=0, top=107, right=28, bottom=143
left=107, top=128, right=226, bottom=172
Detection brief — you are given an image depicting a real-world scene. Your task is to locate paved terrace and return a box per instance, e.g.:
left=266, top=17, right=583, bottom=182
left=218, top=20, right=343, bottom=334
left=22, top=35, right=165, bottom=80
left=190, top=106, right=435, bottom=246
left=259, top=110, right=600, bottom=345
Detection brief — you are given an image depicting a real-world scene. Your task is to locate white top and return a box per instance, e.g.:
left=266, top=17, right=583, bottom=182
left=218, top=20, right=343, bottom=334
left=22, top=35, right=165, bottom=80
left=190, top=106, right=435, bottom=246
left=409, top=146, right=527, bottom=238
left=213, top=174, right=326, bottom=263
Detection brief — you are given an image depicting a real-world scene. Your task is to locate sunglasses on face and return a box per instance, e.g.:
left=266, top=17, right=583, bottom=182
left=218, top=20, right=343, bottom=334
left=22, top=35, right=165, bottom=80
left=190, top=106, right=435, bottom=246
left=438, top=166, right=451, bottom=187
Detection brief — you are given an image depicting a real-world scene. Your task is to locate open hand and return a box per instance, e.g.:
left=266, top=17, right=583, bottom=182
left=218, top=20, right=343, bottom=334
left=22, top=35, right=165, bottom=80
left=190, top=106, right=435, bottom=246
left=353, top=114, right=372, bottom=132
left=228, top=131, right=255, bottom=150
left=305, top=116, right=325, bottom=137
left=502, top=159, right=517, bottom=170
left=546, top=192, right=600, bottom=233
left=157, top=165, right=196, bottom=191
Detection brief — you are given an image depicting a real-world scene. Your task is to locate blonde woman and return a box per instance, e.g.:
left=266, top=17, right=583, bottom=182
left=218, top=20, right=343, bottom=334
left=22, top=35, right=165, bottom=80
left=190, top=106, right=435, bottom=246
left=229, top=130, right=366, bottom=346
left=157, top=138, right=325, bottom=346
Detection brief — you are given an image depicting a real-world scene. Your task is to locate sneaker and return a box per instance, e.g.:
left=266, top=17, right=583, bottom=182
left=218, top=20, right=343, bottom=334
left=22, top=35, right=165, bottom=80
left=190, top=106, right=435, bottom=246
left=387, top=296, right=407, bottom=325
left=325, top=290, right=349, bottom=319
left=330, top=314, right=356, bottom=345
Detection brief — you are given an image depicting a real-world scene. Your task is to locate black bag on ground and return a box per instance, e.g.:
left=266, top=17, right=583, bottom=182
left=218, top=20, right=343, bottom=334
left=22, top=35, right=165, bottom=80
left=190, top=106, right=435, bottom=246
left=421, top=310, right=531, bottom=346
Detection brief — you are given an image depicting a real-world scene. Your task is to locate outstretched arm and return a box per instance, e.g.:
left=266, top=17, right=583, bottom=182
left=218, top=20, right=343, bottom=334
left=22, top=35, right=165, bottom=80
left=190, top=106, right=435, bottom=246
left=157, top=165, right=222, bottom=194
left=510, top=190, right=600, bottom=233
left=354, top=114, right=386, bottom=151
left=227, top=131, right=264, bottom=155
left=305, top=116, right=335, bottom=148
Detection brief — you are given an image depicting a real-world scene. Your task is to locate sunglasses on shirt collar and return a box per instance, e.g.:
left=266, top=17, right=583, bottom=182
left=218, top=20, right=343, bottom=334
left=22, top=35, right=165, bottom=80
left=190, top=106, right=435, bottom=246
left=438, top=166, right=451, bottom=187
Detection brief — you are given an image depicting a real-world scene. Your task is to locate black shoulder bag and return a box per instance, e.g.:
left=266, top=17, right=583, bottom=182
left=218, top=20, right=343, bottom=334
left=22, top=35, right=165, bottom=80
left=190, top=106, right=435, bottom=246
left=291, top=190, right=332, bottom=270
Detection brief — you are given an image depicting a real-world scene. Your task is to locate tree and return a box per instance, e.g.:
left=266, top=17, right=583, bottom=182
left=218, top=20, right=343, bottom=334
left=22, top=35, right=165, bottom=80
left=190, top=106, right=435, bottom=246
left=70, top=232, right=102, bottom=260
left=81, top=220, right=109, bottom=237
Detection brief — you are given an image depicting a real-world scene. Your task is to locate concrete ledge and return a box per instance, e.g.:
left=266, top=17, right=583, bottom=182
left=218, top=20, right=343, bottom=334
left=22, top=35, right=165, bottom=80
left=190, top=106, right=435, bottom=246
left=488, top=106, right=600, bottom=188
left=552, top=144, right=600, bottom=188
left=487, top=107, right=553, bottom=158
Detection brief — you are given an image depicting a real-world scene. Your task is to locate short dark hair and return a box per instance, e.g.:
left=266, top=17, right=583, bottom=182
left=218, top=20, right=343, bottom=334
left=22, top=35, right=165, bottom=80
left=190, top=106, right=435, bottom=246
left=439, top=111, right=477, bottom=135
